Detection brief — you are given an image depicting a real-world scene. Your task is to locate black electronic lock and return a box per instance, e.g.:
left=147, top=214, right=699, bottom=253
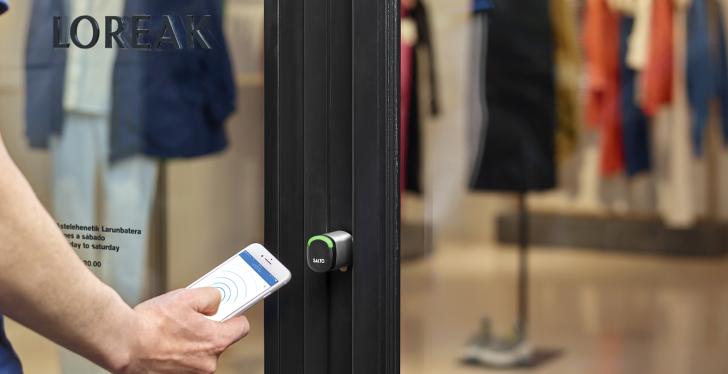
left=306, top=231, right=353, bottom=273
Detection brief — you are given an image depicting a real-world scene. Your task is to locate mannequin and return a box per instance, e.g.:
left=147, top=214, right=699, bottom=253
left=464, top=0, right=556, bottom=367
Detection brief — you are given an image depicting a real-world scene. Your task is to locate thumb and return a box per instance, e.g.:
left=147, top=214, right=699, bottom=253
left=217, top=315, right=250, bottom=347
left=182, top=287, right=222, bottom=316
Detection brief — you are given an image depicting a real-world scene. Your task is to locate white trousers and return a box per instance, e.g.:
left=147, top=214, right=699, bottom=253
left=51, top=112, right=158, bottom=373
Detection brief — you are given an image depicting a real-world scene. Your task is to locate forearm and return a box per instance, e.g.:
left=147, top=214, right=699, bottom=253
left=0, top=138, right=134, bottom=371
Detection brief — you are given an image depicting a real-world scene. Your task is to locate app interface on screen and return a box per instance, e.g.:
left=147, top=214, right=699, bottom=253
left=193, top=251, right=279, bottom=320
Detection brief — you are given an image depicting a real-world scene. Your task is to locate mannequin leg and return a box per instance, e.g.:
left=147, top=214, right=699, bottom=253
left=50, top=112, right=101, bottom=274
left=101, top=153, right=159, bottom=306
left=52, top=112, right=108, bottom=374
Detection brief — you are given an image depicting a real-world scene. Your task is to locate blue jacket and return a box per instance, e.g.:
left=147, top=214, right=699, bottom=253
left=0, top=316, right=22, bottom=374
left=25, top=0, right=236, bottom=161
left=473, top=0, right=493, bottom=12
left=714, top=1, right=728, bottom=148
left=686, top=0, right=713, bottom=155
left=620, top=17, right=651, bottom=176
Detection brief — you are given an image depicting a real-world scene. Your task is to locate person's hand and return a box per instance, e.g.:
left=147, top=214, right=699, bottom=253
left=117, top=287, right=250, bottom=374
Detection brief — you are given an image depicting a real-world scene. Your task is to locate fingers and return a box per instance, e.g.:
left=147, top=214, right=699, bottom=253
left=128, top=290, right=251, bottom=373
left=181, top=287, right=222, bottom=316
left=216, top=316, right=250, bottom=347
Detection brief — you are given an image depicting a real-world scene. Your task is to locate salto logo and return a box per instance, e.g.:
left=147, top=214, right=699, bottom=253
left=53, top=15, right=213, bottom=50
left=312, top=258, right=326, bottom=264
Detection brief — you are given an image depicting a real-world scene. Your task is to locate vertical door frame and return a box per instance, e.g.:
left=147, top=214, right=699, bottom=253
left=351, top=0, right=400, bottom=371
left=263, top=0, right=400, bottom=371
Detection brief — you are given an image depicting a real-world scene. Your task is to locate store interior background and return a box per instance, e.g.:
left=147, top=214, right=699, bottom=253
left=1, top=0, right=728, bottom=373
left=400, top=0, right=728, bottom=373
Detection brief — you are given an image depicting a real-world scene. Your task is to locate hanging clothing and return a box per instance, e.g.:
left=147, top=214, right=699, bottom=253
left=627, top=0, right=654, bottom=70
left=620, top=17, right=652, bottom=175
left=63, top=0, right=124, bottom=116
left=25, top=0, right=66, bottom=154
left=715, top=0, right=728, bottom=145
left=50, top=114, right=158, bottom=305
left=584, top=0, right=625, bottom=176
left=52, top=113, right=158, bottom=374
left=0, top=317, right=22, bottom=374
left=470, top=0, right=556, bottom=192
left=711, top=0, right=728, bottom=221
left=401, top=7, right=415, bottom=194
left=686, top=0, right=728, bottom=155
left=412, top=1, right=439, bottom=117
left=653, top=0, right=697, bottom=228
left=403, top=0, right=440, bottom=193
left=25, top=0, right=236, bottom=161
left=473, top=0, right=494, bottom=12
left=641, top=0, right=674, bottom=115
left=141, top=0, right=235, bottom=159
left=686, top=0, right=714, bottom=154
left=54, top=7, right=159, bottom=372
left=551, top=0, right=582, bottom=162
left=405, top=56, right=423, bottom=193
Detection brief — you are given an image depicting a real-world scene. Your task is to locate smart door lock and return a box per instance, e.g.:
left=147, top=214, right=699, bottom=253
left=306, top=231, right=352, bottom=273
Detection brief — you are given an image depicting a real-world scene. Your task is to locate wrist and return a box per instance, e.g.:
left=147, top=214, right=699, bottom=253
left=108, top=310, right=138, bottom=373
left=98, top=295, right=139, bottom=373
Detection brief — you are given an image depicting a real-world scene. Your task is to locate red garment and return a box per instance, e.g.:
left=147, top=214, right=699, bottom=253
left=641, top=0, right=673, bottom=115
left=584, top=0, right=625, bottom=176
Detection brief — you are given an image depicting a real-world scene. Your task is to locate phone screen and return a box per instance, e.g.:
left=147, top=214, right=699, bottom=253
left=191, top=250, right=279, bottom=320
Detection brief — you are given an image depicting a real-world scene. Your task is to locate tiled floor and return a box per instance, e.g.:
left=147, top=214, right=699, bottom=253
left=7, top=243, right=728, bottom=373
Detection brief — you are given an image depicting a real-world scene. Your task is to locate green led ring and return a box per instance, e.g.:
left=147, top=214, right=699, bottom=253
left=307, top=235, right=334, bottom=249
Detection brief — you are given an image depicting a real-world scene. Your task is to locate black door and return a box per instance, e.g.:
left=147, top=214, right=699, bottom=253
left=263, top=0, right=400, bottom=372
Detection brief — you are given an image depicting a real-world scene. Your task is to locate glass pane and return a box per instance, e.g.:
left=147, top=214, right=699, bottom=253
left=0, top=1, right=266, bottom=373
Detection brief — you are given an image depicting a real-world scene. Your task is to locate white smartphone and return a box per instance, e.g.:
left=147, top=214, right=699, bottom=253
left=187, top=243, right=291, bottom=322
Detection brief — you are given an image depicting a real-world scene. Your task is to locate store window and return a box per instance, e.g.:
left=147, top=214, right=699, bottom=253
left=0, top=1, right=266, bottom=373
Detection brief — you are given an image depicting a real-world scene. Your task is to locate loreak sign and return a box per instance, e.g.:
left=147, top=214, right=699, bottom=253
left=53, top=15, right=213, bottom=50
